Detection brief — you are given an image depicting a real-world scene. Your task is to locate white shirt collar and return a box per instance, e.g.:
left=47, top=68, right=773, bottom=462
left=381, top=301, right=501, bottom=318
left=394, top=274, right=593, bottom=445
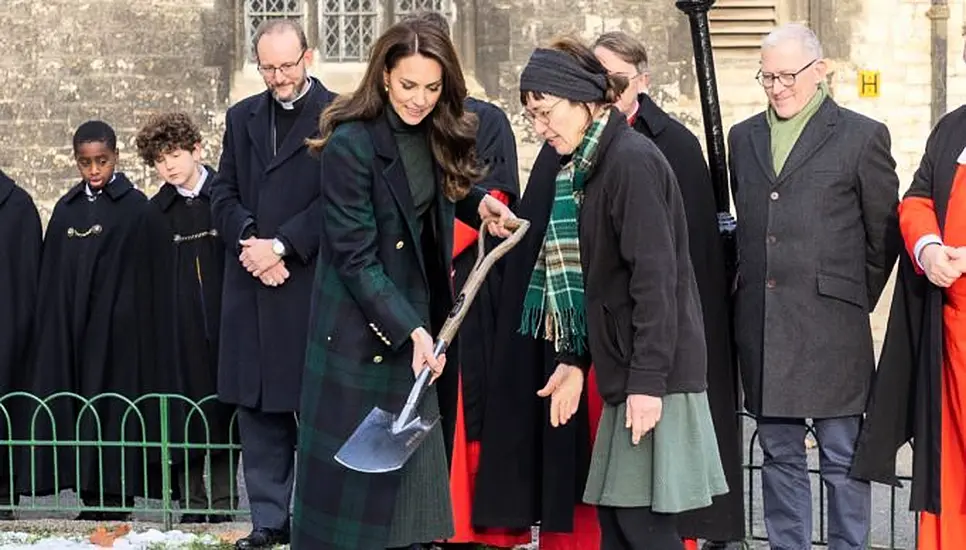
left=175, top=167, right=208, bottom=198
left=85, top=173, right=117, bottom=199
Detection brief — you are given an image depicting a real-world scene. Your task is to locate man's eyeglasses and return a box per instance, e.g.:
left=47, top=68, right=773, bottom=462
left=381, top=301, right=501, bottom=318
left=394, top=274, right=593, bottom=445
left=257, top=49, right=307, bottom=78
left=756, top=59, right=818, bottom=88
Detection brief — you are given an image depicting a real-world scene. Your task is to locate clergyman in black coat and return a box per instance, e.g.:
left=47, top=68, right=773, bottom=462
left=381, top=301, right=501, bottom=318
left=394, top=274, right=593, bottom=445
left=209, top=19, right=336, bottom=548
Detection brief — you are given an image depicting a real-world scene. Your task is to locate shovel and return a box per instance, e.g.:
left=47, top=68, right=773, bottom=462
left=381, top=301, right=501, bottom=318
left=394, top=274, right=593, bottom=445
left=334, top=217, right=531, bottom=473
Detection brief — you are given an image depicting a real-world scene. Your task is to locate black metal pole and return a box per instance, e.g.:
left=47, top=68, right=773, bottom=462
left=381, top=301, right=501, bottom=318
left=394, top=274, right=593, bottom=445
left=676, top=0, right=737, bottom=286
left=676, top=8, right=744, bottom=534
left=676, top=0, right=730, bottom=216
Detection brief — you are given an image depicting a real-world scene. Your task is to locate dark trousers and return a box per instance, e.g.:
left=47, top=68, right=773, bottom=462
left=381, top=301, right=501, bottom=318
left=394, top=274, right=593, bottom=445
left=177, top=450, right=238, bottom=510
left=757, top=416, right=871, bottom=550
left=238, top=406, right=298, bottom=531
left=598, top=506, right=683, bottom=550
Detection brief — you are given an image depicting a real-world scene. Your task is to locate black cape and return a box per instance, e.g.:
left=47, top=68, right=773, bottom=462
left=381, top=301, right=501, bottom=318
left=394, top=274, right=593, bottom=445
left=473, top=143, right=595, bottom=532
left=850, top=105, right=966, bottom=514
left=453, top=97, right=521, bottom=443
left=149, top=166, right=236, bottom=469
left=19, top=173, right=172, bottom=500
left=0, top=171, right=42, bottom=498
left=633, top=95, right=744, bottom=540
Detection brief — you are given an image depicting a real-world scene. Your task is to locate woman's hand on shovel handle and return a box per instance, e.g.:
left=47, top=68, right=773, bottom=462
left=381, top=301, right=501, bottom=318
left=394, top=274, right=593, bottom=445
left=411, top=327, right=445, bottom=383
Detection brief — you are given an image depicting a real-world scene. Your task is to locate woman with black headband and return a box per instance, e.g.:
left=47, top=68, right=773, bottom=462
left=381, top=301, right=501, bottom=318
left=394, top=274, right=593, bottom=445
left=473, top=38, right=728, bottom=549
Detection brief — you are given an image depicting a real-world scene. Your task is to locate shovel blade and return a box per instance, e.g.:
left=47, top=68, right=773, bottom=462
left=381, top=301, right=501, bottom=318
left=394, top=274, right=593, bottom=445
left=334, top=406, right=438, bottom=473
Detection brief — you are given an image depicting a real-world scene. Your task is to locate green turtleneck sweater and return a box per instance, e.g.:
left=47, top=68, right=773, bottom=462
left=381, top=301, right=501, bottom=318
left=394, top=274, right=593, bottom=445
left=386, top=107, right=436, bottom=234
left=766, top=81, right=829, bottom=174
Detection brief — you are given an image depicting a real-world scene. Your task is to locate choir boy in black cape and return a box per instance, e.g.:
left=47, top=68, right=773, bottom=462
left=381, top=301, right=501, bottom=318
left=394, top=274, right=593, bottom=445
left=0, top=169, right=42, bottom=520
left=22, top=120, right=168, bottom=521
left=135, top=112, right=238, bottom=524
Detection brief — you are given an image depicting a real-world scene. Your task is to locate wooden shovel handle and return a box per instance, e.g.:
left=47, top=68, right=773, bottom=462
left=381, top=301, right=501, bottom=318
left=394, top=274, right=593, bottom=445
left=398, top=218, right=530, bottom=428
left=435, top=218, right=530, bottom=348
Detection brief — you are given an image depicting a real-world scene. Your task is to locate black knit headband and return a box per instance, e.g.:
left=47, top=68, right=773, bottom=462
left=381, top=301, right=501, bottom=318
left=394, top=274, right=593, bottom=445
left=519, top=48, right=608, bottom=103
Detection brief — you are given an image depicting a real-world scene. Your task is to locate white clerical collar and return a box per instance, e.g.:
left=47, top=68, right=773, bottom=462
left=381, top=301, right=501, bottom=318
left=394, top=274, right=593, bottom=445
left=275, top=77, right=313, bottom=111
left=176, top=167, right=208, bottom=198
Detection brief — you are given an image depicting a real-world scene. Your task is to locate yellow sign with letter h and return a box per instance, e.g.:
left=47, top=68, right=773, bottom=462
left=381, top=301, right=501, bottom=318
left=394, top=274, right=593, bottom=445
left=859, top=70, right=880, bottom=98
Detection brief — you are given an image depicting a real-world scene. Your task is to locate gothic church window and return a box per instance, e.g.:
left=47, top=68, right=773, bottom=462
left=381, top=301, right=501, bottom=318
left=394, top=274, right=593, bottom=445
left=242, top=0, right=455, bottom=63
left=245, top=0, right=305, bottom=57
left=320, top=0, right=455, bottom=61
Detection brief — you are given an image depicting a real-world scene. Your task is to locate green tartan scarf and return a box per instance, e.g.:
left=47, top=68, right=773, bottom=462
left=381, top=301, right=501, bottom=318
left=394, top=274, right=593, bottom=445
left=519, top=112, right=609, bottom=356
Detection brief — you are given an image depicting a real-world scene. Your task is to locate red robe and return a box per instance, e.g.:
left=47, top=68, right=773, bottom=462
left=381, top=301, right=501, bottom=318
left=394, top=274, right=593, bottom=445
left=904, top=164, right=966, bottom=549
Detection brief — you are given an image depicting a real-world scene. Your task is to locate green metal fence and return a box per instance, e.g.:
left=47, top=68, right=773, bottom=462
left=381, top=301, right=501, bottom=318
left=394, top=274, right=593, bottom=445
left=0, top=393, right=920, bottom=547
left=0, top=392, right=244, bottom=530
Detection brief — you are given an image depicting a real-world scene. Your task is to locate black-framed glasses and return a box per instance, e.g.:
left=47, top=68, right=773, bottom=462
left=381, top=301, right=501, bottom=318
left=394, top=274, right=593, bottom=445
left=257, top=49, right=307, bottom=77
left=756, top=59, right=818, bottom=88
left=522, top=98, right=566, bottom=125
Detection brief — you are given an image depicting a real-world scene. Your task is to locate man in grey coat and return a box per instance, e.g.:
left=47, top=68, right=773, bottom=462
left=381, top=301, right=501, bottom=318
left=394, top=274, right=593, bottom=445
left=728, top=23, right=900, bottom=550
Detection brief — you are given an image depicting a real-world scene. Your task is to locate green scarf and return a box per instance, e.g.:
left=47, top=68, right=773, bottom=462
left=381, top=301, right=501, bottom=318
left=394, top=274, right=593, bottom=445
left=519, top=112, right=609, bottom=356
left=766, top=80, right=828, bottom=174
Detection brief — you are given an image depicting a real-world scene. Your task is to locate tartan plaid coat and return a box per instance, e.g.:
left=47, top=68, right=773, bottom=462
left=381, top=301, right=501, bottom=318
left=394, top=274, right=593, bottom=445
left=291, top=110, right=485, bottom=550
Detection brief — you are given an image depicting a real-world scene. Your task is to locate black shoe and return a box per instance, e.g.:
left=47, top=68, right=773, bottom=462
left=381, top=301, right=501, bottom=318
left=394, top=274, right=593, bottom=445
left=701, top=542, right=747, bottom=550
left=234, top=527, right=291, bottom=549
left=0, top=510, right=14, bottom=521
left=180, top=512, right=208, bottom=524
left=207, top=513, right=232, bottom=524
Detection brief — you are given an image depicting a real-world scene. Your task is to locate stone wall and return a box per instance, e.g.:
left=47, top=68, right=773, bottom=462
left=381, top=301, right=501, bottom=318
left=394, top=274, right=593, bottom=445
left=473, top=0, right=698, bottom=177
left=0, top=0, right=233, bottom=222
left=666, top=0, right=966, bottom=197
left=5, top=0, right=966, bottom=224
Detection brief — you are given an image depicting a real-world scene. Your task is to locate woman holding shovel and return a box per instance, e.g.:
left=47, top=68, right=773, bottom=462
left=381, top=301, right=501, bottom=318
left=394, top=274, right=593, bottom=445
left=473, top=38, right=728, bottom=549
left=290, top=17, right=516, bottom=550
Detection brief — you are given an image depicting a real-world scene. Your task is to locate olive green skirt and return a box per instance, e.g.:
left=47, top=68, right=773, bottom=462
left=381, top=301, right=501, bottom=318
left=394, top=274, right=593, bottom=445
left=582, top=391, right=729, bottom=512
left=386, top=384, right=454, bottom=547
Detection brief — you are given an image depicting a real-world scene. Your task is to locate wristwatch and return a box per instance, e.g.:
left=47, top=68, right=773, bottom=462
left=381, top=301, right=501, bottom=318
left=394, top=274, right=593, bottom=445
left=272, top=238, right=287, bottom=257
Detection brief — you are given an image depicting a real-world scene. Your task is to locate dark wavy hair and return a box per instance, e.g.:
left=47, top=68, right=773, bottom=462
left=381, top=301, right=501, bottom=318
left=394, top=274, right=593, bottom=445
left=134, top=112, right=202, bottom=165
left=308, top=19, right=481, bottom=201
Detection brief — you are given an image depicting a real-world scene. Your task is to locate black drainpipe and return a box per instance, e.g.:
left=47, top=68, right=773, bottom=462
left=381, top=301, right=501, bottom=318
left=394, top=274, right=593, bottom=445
left=927, top=0, right=949, bottom=127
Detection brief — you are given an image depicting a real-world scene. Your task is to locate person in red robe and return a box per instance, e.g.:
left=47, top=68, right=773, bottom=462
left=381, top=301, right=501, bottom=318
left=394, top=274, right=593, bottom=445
left=445, top=94, right=527, bottom=548
left=850, top=43, right=966, bottom=550
left=905, top=122, right=966, bottom=550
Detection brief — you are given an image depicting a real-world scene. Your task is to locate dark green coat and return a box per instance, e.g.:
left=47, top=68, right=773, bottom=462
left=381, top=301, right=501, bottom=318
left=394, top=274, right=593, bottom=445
left=291, top=110, right=484, bottom=550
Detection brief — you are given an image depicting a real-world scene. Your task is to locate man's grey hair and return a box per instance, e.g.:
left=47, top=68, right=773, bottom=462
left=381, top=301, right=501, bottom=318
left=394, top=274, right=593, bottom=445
left=761, top=23, right=824, bottom=59
left=252, top=18, right=309, bottom=60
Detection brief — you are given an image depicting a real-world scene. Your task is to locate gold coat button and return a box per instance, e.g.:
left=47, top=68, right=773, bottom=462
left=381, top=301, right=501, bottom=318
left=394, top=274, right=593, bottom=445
left=373, top=355, right=384, bottom=363
left=395, top=240, right=405, bottom=250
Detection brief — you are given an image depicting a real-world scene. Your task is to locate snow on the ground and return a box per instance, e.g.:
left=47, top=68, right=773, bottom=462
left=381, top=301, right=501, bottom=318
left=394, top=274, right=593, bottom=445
left=0, top=529, right=227, bottom=549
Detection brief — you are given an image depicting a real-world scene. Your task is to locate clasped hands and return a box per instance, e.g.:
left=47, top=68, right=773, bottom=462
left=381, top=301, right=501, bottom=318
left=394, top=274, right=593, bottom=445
left=921, top=243, right=966, bottom=288
left=239, top=238, right=289, bottom=287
